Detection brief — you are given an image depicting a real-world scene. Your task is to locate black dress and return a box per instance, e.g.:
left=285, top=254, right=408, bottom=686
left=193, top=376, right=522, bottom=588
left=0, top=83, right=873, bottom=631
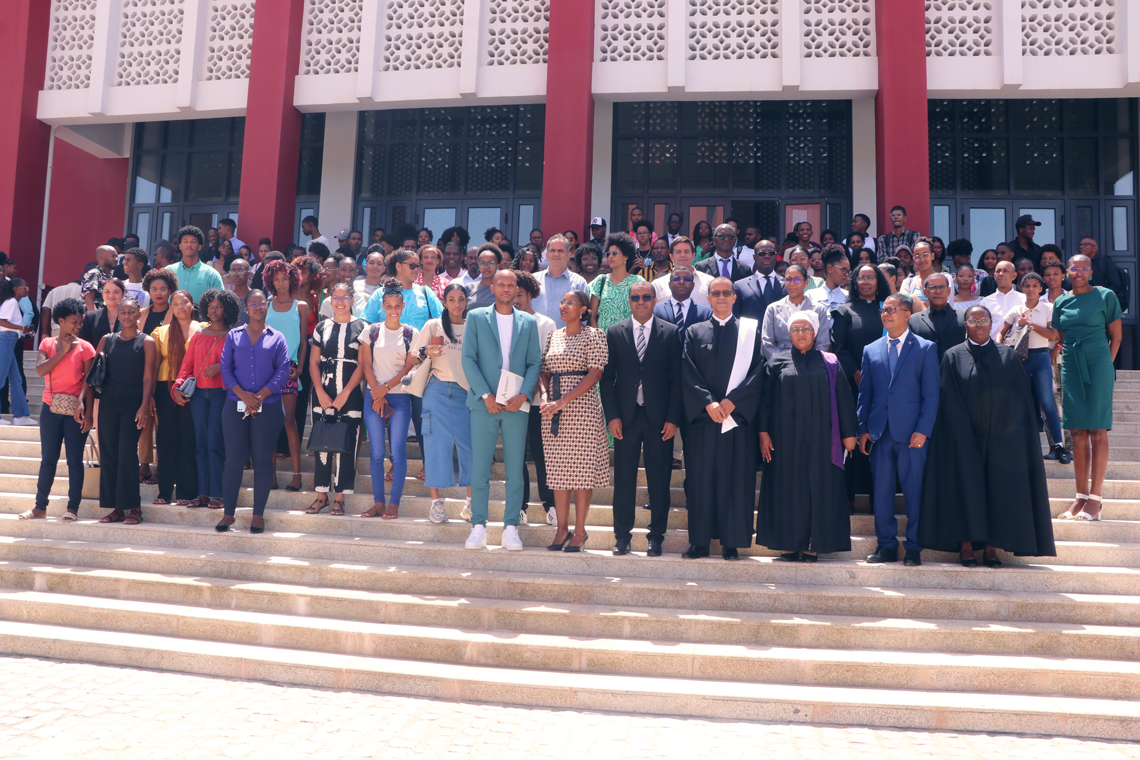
left=142, top=307, right=167, bottom=336
left=829, top=298, right=881, bottom=500
left=756, top=349, right=858, bottom=555
left=917, top=341, right=1056, bottom=556
left=98, top=333, right=148, bottom=512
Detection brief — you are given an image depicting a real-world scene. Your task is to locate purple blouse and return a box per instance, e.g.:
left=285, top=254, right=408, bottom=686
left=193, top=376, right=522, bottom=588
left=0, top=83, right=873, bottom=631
left=220, top=324, right=292, bottom=404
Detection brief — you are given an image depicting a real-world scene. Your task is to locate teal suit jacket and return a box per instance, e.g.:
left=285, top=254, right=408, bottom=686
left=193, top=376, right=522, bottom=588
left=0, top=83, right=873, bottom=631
left=460, top=305, right=542, bottom=411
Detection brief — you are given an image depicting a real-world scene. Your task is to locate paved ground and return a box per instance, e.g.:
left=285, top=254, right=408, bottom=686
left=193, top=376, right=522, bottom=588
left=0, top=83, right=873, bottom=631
left=1, top=656, right=1138, bottom=760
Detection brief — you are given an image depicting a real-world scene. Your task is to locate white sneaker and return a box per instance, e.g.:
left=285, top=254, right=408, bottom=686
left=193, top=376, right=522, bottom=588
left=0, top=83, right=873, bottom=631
left=465, top=523, right=486, bottom=550
left=12, top=416, right=37, bottom=427
left=0, top=418, right=11, bottom=426
left=460, top=498, right=472, bottom=521
left=501, top=525, right=523, bottom=551
left=428, top=499, right=447, bottom=524
left=518, top=508, right=528, bottom=525
left=546, top=509, right=556, bottom=526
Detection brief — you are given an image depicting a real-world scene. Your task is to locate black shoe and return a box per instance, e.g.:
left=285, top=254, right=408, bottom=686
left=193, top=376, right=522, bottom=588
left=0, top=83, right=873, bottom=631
left=547, top=531, right=572, bottom=551
left=563, top=531, right=587, bottom=553
left=960, top=554, right=978, bottom=567
left=1043, top=450, right=1058, bottom=461
left=682, top=544, right=709, bottom=559
left=866, top=545, right=898, bottom=563
left=801, top=553, right=818, bottom=563
left=646, top=538, right=662, bottom=557
left=904, top=549, right=922, bottom=566
left=612, top=537, right=631, bottom=556
left=984, top=557, right=1003, bottom=568
left=778, top=551, right=802, bottom=562
left=1056, top=445, right=1072, bottom=465
left=722, top=547, right=739, bottom=560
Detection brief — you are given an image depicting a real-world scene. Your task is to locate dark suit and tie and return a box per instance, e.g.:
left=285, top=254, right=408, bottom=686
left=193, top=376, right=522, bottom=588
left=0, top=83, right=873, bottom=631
left=600, top=316, right=683, bottom=555
left=733, top=271, right=786, bottom=322
left=695, top=254, right=750, bottom=283
left=654, top=297, right=711, bottom=506
left=857, top=329, right=940, bottom=563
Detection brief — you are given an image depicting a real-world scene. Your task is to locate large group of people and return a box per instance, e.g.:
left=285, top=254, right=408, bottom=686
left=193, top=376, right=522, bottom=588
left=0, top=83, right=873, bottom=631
left=15, top=205, right=1127, bottom=566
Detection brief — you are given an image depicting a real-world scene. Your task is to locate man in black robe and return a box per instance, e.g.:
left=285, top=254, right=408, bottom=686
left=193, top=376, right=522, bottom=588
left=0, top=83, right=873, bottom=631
left=681, top=277, right=765, bottom=560
left=917, top=304, right=1056, bottom=566
left=907, top=271, right=965, bottom=361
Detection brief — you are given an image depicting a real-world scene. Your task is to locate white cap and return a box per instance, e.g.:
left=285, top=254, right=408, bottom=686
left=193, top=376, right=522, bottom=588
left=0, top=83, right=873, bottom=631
left=589, top=217, right=606, bottom=228
left=787, top=310, right=820, bottom=335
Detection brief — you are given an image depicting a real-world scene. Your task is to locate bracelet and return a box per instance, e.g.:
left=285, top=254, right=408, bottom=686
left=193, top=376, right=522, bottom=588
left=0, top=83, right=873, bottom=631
left=417, top=346, right=429, bottom=361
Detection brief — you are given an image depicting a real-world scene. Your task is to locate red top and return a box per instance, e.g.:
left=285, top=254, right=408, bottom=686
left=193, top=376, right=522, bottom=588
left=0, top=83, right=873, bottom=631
left=175, top=331, right=226, bottom=390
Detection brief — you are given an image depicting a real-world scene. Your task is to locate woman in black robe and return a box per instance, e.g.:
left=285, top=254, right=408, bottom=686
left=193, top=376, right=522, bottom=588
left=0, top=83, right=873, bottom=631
left=757, top=310, right=858, bottom=561
left=829, top=264, right=891, bottom=509
left=917, top=304, right=1056, bottom=566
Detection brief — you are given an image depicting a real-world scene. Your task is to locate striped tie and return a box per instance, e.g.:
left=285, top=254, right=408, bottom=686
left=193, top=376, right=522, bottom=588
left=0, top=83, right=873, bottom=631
left=636, top=323, right=647, bottom=405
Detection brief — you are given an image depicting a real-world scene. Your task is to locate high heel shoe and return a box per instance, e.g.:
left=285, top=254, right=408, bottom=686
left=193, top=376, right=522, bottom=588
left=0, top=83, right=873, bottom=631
left=547, top=530, right=573, bottom=551
left=778, top=551, right=802, bottom=562
left=215, top=517, right=235, bottom=532
left=960, top=554, right=978, bottom=567
left=563, top=531, right=588, bottom=552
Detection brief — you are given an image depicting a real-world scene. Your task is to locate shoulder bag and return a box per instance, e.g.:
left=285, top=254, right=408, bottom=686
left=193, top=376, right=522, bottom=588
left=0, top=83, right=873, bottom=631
left=177, top=335, right=223, bottom=399
left=84, top=334, right=112, bottom=394
left=1002, top=313, right=1032, bottom=361
left=47, top=339, right=82, bottom=416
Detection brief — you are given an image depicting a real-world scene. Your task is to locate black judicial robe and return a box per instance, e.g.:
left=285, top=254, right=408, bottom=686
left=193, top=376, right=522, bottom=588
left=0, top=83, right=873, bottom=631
left=917, top=341, right=1056, bottom=556
left=681, top=316, right=765, bottom=549
left=908, top=305, right=966, bottom=361
left=756, top=349, right=858, bottom=555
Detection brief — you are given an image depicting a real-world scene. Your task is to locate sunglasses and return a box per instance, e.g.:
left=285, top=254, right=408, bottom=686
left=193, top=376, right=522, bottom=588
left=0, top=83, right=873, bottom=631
left=671, top=276, right=694, bottom=284
left=708, top=290, right=734, bottom=298
left=404, top=262, right=422, bottom=269
left=628, top=294, right=654, bottom=303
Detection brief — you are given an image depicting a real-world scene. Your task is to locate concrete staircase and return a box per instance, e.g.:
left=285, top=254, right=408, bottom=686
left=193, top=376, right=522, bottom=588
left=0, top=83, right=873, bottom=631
left=1, top=357, right=1139, bottom=738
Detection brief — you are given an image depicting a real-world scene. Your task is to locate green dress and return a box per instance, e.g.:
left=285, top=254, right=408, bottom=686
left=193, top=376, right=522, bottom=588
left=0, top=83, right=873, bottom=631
left=1053, top=286, right=1121, bottom=430
left=589, top=273, right=647, bottom=332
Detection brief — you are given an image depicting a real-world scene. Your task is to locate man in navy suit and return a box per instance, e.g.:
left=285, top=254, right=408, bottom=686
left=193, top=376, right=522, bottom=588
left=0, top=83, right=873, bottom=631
left=857, top=293, right=940, bottom=566
left=733, top=240, right=785, bottom=321
left=695, top=224, right=750, bottom=283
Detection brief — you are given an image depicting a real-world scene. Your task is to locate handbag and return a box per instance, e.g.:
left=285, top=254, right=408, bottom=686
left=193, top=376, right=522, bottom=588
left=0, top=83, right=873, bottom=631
left=306, top=413, right=353, bottom=454
left=177, top=335, right=223, bottom=399
left=404, top=357, right=432, bottom=397
left=84, top=335, right=112, bottom=393
left=1003, top=317, right=1032, bottom=361
left=47, top=340, right=81, bottom=416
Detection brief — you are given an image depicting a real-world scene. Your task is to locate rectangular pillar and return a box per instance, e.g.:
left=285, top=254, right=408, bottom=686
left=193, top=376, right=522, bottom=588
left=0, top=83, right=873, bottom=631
left=237, top=0, right=305, bottom=250
left=540, top=0, right=595, bottom=239
left=874, top=0, right=929, bottom=237
left=317, top=111, right=358, bottom=239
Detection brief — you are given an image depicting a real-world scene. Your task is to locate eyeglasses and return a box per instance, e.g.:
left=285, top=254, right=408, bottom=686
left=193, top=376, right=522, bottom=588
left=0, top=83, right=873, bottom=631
left=713, top=234, right=736, bottom=240
left=880, top=306, right=903, bottom=315
left=708, top=290, right=734, bottom=298
left=913, top=252, right=933, bottom=260
left=478, top=261, right=498, bottom=268
left=246, top=301, right=268, bottom=308
left=789, top=326, right=815, bottom=335
left=628, top=294, right=654, bottom=303
left=856, top=276, right=878, bottom=283
left=785, top=277, right=804, bottom=285
left=671, top=276, right=694, bottom=284
left=832, top=267, right=850, bottom=276
left=330, top=295, right=353, bottom=303
left=966, top=318, right=992, bottom=326
left=925, top=285, right=948, bottom=293
left=1069, top=267, right=1092, bottom=274
left=1078, top=241, right=1096, bottom=247
left=889, top=212, right=905, bottom=218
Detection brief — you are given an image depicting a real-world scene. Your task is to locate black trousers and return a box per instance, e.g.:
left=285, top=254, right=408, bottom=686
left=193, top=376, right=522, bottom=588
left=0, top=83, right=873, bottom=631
left=36, top=407, right=88, bottom=513
left=98, top=394, right=143, bottom=511
left=224, top=398, right=285, bottom=517
left=520, top=403, right=553, bottom=511
left=154, top=381, right=199, bottom=502
left=613, top=406, right=672, bottom=542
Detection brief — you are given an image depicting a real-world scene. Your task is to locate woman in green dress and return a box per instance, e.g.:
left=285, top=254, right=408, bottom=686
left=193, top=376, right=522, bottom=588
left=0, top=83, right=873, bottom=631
left=588, top=232, right=646, bottom=332
left=1053, top=253, right=1122, bottom=522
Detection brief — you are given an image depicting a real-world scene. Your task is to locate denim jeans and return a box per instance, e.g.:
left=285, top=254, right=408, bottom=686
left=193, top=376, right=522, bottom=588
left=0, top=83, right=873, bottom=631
left=1025, top=348, right=1064, bottom=446
left=420, top=377, right=472, bottom=490
left=363, top=390, right=412, bottom=505
left=0, top=331, right=29, bottom=418
left=222, top=398, right=285, bottom=517
left=190, top=387, right=226, bottom=498
left=36, top=407, right=88, bottom=512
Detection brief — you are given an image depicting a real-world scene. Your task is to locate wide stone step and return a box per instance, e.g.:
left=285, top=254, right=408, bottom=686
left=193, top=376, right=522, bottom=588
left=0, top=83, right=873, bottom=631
left=4, top=560, right=1139, bottom=663
left=0, top=619, right=1134, bottom=738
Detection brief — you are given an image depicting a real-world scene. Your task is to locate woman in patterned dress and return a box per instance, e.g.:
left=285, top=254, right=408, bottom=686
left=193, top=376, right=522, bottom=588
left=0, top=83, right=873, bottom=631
left=588, top=232, right=646, bottom=333
left=539, top=290, right=610, bottom=552
left=306, top=282, right=366, bottom=516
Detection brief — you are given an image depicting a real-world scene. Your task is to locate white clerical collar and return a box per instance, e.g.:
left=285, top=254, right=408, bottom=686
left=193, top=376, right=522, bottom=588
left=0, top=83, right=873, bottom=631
left=968, top=338, right=990, bottom=346
left=713, top=314, right=733, bottom=326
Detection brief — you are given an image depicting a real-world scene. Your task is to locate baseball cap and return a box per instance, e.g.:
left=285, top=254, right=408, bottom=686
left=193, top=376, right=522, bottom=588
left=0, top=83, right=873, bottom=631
left=589, top=217, right=606, bottom=228
left=1015, top=214, right=1042, bottom=228
left=337, top=228, right=352, bottom=240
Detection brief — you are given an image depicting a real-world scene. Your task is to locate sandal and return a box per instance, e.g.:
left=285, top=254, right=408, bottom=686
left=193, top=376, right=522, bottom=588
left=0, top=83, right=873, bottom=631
left=1058, top=495, right=1087, bottom=520
left=99, top=510, right=125, bottom=523
left=331, top=499, right=345, bottom=516
left=382, top=503, right=399, bottom=520
left=144, top=475, right=159, bottom=485
left=61, top=511, right=78, bottom=522
left=175, top=498, right=197, bottom=507
left=360, top=504, right=385, bottom=518
left=1075, top=494, right=1103, bottom=521
left=152, top=498, right=171, bottom=505
left=207, top=498, right=224, bottom=509
left=306, top=496, right=329, bottom=514
left=187, top=496, right=210, bottom=509
left=17, top=509, right=46, bottom=520
left=124, top=509, right=143, bottom=525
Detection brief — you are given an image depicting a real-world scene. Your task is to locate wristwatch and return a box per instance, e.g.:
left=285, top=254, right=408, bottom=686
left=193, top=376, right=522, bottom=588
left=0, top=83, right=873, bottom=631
left=481, top=393, right=491, bottom=400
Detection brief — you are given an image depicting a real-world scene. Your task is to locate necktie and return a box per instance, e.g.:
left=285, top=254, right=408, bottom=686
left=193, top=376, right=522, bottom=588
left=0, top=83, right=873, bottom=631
left=888, top=338, right=900, bottom=378
left=635, top=324, right=647, bottom=405
left=721, top=257, right=731, bottom=279
left=674, top=301, right=683, bottom=325
left=762, top=274, right=771, bottom=298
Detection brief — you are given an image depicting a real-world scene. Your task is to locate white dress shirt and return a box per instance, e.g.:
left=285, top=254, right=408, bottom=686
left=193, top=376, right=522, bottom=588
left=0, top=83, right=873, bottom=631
left=653, top=270, right=712, bottom=308
left=981, top=287, right=1026, bottom=341
left=808, top=282, right=848, bottom=312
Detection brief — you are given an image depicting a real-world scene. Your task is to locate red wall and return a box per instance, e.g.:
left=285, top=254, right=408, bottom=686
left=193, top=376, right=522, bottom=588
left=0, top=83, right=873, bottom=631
left=42, top=138, right=129, bottom=287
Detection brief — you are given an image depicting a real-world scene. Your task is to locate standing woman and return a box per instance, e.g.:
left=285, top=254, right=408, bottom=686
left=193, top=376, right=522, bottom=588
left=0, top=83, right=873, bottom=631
left=414, top=283, right=473, bottom=524
left=0, top=279, right=35, bottom=424
left=1053, top=254, right=1123, bottom=521
left=417, top=244, right=451, bottom=300
left=691, top=221, right=713, bottom=261
left=575, top=244, right=602, bottom=285
left=174, top=289, right=239, bottom=508
left=358, top=280, right=422, bottom=519
left=760, top=264, right=831, bottom=361
left=150, top=290, right=199, bottom=506
left=136, top=268, right=177, bottom=485
left=263, top=260, right=310, bottom=493
left=463, top=246, right=501, bottom=309
left=306, top=282, right=366, bottom=516
left=539, top=290, right=610, bottom=552
left=79, top=278, right=125, bottom=350
left=1042, top=260, right=1073, bottom=455
left=588, top=233, right=646, bottom=332
left=21, top=298, right=95, bottom=521
left=216, top=290, right=292, bottom=533
left=976, top=248, right=998, bottom=282
left=95, top=298, right=156, bottom=525
left=758, top=311, right=858, bottom=561
left=951, top=264, right=983, bottom=312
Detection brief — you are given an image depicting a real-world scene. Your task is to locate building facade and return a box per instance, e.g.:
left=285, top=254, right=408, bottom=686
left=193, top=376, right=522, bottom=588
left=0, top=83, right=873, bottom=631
left=1, top=0, right=1138, bottom=356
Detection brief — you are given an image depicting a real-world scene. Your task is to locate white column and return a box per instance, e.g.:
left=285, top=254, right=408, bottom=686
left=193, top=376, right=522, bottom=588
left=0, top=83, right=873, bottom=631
left=317, top=111, right=358, bottom=236
left=850, top=98, right=877, bottom=238
left=590, top=102, right=613, bottom=222
left=1000, top=0, right=1022, bottom=88
left=780, top=0, right=801, bottom=90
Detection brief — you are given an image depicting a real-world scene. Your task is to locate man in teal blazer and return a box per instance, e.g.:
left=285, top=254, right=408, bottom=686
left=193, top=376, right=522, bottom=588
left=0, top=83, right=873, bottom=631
left=460, top=270, right=543, bottom=550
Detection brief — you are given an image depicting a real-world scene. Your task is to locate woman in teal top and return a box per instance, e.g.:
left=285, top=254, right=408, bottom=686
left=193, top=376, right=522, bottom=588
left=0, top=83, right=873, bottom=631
left=1053, top=253, right=1122, bottom=522
left=263, top=260, right=310, bottom=493
left=588, top=233, right=646, bottom=333
left=360, top=248, right=443, bottom=330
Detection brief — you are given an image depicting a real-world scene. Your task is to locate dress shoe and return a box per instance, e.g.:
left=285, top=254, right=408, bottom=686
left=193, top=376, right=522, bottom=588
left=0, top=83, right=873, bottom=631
left=904, top=549, right=922, bottom=566
left=959, top=554, right=978, bottom=568
left=984, top=557, right=1003, bottom=568
left=801, top=553, right=818, bottom=563
left=722, top=547, right=739, bottom=560
left=681, top=544, right=710, bottom=559
left=646, top=538, right=662, bottom=557
left=865, top=545, right=898, bottom=563
left=612, top=537, right=631, bottom=555
left=778, top=551, right=802, bottom=562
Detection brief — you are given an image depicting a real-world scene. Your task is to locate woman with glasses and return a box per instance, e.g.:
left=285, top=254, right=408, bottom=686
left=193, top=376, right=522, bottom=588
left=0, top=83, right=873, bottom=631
left=1053, top=255, right=1123, bottom=521
left=588, top=233, right=647, bottom=332
left=463, top=245, right=501, bottom=309
left=574, top=244, right=602, bottom=285
left=760, top=264, right=830, bottom=361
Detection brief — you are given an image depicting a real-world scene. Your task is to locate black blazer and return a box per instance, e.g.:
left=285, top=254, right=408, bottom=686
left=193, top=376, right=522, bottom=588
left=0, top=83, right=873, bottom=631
left=695, top=255, right=751, bottom=283
left=733, top=271, right=786, bottom=321
left=78, top=308, right=119, bottom=349
left=600, top=316, right=683, bottom=430
left=654, top=300, right=711, bottom=343
left=908, top=305, right=966, bottom=361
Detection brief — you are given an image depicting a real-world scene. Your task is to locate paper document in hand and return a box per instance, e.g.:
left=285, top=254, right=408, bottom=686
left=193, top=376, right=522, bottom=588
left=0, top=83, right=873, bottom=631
left=496, top=370, right=531, bottom=412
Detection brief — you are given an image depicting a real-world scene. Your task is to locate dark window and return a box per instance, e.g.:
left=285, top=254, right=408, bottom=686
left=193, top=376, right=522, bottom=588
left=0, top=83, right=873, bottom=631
left=296, top=113, right=325, bottom=199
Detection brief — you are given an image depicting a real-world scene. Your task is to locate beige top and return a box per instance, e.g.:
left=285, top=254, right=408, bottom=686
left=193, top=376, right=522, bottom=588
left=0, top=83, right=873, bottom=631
left=412, top=318, right=468, bottom=390
left=1004, top=300, right=1055, bottom=350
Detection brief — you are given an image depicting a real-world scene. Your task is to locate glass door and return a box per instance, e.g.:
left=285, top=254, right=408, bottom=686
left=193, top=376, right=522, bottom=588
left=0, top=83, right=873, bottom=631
left=417, top=203, right=458, bottom=241
left=1015, top=202, right=1064, bottom=249
left=783, top=201, right=823, bottom=247
left=962, top=202, right=1010, bottom=256
left=1104, top=200, right=1135, bottom=315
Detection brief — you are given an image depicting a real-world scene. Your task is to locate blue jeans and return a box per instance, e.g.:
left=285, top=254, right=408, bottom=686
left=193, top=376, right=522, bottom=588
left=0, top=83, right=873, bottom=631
left=421, top=377, right=472, bottom=489
left=0, top=332, right=29, bottom=418
left=1024, top=348, right=1063, bottom=446
left=190, top=387, right=226, bottom=498
left=363, top=390, right=412, bottom=505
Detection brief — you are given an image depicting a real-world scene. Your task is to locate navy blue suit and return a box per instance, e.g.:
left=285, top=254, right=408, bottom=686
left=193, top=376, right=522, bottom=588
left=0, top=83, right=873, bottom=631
left=733, top=271, right=786, bottom=322
left=856, top=330, right=940, bottom=552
